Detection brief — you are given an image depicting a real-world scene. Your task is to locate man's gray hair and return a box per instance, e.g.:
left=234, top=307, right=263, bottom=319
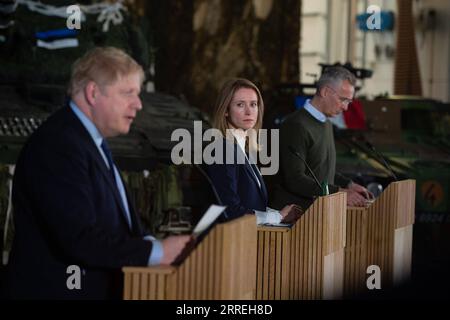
left=315, top=66, right=356, bottom=93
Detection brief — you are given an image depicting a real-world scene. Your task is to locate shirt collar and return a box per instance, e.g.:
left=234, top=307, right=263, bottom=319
left=69, top=100, right=104, bottom=148
left=230, top=128, right=246, bottom=153
left=304, top=99, right=327, bottom=123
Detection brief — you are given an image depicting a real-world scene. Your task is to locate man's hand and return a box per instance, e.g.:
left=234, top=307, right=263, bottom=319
left=348, top=182, right=374, bottom=200
left=160, top=235, right=192, bottom=265
left=346, top=189, right=368, bottom=207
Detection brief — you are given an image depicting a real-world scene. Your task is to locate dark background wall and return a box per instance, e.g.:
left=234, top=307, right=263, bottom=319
left=147, top=0, right=301, bottom=113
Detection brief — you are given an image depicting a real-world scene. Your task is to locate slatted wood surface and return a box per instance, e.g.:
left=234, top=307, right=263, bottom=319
left=122, top=215, right=257, bottom=300
left=256, top=192, right=347, bottom=300
left=344, top=180, right=415, bottom=297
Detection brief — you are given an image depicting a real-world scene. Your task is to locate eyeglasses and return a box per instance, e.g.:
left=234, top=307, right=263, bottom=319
left=326, top=86, right=353, bottom=106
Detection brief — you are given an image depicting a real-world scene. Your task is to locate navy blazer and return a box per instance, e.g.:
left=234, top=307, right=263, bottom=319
left=3, top=106, right=152, bottom=299
left=203, top=138, right=268, bottom=221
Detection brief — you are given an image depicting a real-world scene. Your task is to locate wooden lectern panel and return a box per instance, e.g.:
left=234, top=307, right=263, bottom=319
left=344, top=179, right=415, bottom=297
left=122, top=215, right=257, bottom=300
left=256, top=192, right=347, bottom=300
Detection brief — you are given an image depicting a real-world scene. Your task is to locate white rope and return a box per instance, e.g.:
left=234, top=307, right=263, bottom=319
left=94, top=2, right=126, bottom=32
left=17, top=0, right=76, bottom=18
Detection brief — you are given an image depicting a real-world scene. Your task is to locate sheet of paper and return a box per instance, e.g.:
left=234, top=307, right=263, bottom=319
left=193, top=204, right=227, bottom=236
left=260, top=222, right=292, bottom=228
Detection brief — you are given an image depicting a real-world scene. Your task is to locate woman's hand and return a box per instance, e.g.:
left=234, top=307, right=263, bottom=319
left=280, top=204, right=295, bottom=218
left=280, top=204, right=303, bottom=223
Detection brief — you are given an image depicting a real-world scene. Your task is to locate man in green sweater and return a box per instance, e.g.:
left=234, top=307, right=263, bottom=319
left=272, top=66, right=372, bottom=210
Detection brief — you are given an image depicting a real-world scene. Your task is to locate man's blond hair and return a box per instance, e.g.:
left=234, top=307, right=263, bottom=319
left=68, top=47, right=144, bottom=96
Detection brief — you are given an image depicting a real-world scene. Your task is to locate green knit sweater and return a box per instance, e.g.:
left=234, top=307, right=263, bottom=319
left=273, top=107, right=351, bottom=208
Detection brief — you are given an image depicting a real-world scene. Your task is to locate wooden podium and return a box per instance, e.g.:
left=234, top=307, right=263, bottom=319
left=256, top=192, right=347, bottom=299
left=122, top=215, right=257, bottom=300
left=344, top=180, right=415, bottom=296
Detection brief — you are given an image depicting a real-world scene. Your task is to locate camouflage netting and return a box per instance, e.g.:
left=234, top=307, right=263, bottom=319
left=0, top=0, right=153, bottom=86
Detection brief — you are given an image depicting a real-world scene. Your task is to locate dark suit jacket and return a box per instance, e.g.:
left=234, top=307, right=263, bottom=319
left=203, top=138, right=268, bottom=221
left=3, top=106, right=152, bottom=299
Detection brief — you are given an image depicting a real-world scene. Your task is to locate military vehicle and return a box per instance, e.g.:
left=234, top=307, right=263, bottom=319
left=336, top=96, right=450, bottom=220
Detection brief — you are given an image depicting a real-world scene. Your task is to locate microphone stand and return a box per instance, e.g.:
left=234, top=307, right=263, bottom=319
left=288, top=146, right=327, bottom=195
left=364, top=141, right=398, bottom=181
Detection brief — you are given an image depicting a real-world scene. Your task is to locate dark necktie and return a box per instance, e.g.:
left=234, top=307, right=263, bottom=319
left=101, top=139, right=135, bottom=230
left=101, top=140, right=116, bottom=183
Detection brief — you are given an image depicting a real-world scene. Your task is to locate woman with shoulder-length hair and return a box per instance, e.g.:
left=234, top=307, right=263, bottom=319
left=204, top=78, right=298, bottom=223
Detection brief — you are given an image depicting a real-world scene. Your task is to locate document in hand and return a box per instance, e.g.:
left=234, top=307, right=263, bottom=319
left=172, top=204, right=227, bottom=265
left=260, top=204, right=304, bottom=227
left=192, top=204, right=227, bottom=236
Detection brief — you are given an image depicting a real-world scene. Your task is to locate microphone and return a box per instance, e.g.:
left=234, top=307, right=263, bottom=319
left=364, top=141, right=398, bottom=181
left=288, top=146, right=323, bottom=193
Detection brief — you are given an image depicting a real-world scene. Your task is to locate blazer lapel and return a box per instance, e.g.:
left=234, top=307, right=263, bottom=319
left=65, top=107, right=132, bottom=231
left=92, top=153, right=133, bottom=231
left=233, top=142, right=268, bottom=204
left=244, top=159, right=268, bottom=205
left=252, top=163, right=268, bottom=202
left=119, top=171, right=143, bottom=236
